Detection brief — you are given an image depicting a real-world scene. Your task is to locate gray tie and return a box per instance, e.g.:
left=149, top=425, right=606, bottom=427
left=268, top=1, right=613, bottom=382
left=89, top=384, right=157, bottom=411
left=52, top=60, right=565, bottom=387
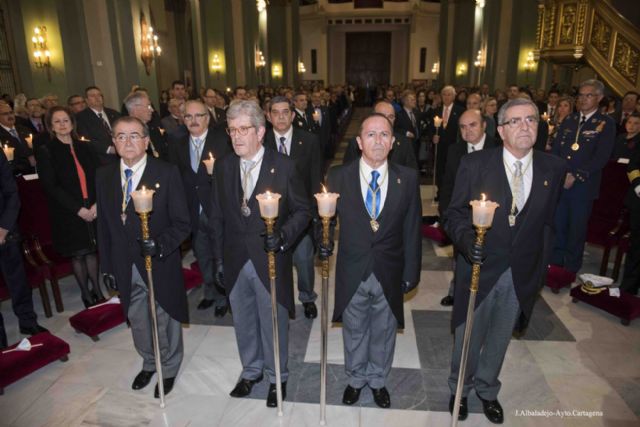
left=514, top=160, right=525, bottom=213
left=241, top=159, right=256, bottom=198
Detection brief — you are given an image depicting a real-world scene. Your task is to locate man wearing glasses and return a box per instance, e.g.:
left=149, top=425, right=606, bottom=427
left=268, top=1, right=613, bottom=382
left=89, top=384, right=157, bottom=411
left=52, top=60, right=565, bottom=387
left=209, top=100, right=310, bottom=407
left=96, top=116, right=190, bottom=398
left=445, top=98, right=565, bottom=423
left=549, top=80, right=615, bottom=286
left=168, top=100, right=231, bottom=315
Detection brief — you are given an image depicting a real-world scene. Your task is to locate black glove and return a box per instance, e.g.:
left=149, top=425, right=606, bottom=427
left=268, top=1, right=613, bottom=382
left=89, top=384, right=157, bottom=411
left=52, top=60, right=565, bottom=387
left=402, top=281, right=418, bottom=294
left=262, top=229, right=284, bottom=253
left=103, top=274, right=117, bottom=291
left=313, top=216, right=336, bottom=251
left=139, top=238, right=160, bottom=258
left=213, top=260, right=224, bottom=289
left=465, top=241, right=484, bottom=265
left=318, top=240, right=334, bottom=261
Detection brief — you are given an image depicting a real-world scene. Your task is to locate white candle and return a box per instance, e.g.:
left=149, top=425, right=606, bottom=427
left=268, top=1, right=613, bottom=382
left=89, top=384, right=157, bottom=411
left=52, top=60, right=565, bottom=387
left=541, top=112, right=549, bottom=122
left=256, top=191, right=281, bottom=219
left=469, top=193, right=499, bottom=227
left=312, top=109, right=321, bottom=122
left=433, top=115, right=443, bottom=128
left=79, top=136, right=88, bottom=142
left=314, top=185, right=339, bottom=218
left=25, top=134, right=33, bottom=149
left=130, top=185, right=155, bottom=213
left=3, top=144, right=14, bottom=161
left=159, top=127, right=166, bottom=136
left=202, top=152, right=215, bottom=175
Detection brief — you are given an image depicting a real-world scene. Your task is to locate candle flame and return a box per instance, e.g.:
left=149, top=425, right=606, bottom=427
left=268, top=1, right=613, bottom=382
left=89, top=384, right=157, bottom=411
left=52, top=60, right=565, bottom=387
left=209, top=152, right=214, bottom=160
left=481, top=193, right=486, bottom=202
left=321, top=184, right=327, bottom=193
left=3, top=144, right=7, bottom=149
left=141, top=185, right=147, bottom=192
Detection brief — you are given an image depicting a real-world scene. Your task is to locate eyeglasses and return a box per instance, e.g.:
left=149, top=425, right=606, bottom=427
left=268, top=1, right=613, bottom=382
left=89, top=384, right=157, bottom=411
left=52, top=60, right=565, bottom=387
left=114, top=133, right=145, bottom=143
left=183, top=112, right=208, bottom=121
left=500, top=116, right=537, bottom=128
left=226, top=126, right=255, bottom=136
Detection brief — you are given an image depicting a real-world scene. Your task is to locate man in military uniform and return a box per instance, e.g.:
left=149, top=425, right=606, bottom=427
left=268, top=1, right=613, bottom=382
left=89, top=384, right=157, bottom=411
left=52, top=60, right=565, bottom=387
left=550, top=79, right=615, bottom=281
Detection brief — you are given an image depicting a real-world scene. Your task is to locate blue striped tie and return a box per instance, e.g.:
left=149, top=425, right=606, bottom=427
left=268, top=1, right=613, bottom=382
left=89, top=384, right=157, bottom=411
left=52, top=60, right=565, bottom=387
left=365, top=170, right=380, bottom=218
left=124, top=168, right=133, bottom=204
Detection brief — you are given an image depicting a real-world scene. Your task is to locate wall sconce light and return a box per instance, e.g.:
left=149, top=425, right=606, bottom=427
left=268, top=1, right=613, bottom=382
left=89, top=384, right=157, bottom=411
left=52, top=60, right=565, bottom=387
left=456, top=63, right=467, bottom=76
left=211, top=54, right=222, bottom=73
left=272, top=64, right=282, bottom=78
left=431, top=61, right=440, bottom=74
left=475, top=0, right=486, bottom=8
left=298, top=61, right=306, bottom=73
left=140, top=12, right=162, bottom=76
left=473, top=49, right=486, bottom=68
left=256, top=49, right=266, bottom=68
left=257, top=0, right=268, bottom=13
left=31, top=26, right=51, bottom=80
left=523, top=51, right=536, bottom=71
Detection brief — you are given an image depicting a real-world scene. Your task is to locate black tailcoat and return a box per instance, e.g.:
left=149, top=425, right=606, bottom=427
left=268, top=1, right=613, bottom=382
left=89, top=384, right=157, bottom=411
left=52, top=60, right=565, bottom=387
left=96, top=157, right=191, bottom=323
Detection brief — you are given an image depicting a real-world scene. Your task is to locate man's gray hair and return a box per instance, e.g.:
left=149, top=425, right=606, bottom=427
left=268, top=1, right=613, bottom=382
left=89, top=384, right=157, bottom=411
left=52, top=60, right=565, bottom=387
left=497, top=98, right=539, bottom=125
left=268, top=95, right=292, bottom=111
left=112, top=116, right=150, bottom=137
left=226, top=99, right=265, bottom=128
left=580, top=79, right=604, bottom=95
left=124, top=91, right=149, bottom=113
left=441, top=85, right=456, bottom=96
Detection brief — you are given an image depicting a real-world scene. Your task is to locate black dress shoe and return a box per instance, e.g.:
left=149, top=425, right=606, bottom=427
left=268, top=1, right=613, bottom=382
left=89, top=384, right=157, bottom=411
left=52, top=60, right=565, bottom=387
left=230, top=375, right=263, bottom=397
left=154, top=377, right=176, bottom=398
left=197, top=299, right=214, bottom=310
left=19, top=324, right=48, bottom=336
left=303, top=302, right=318, bottom=319
left=266, top=382, right=287, bottom=407
left=440, top=295, right=454, bottom=306
left=477, top=393, right=504, bottom=424
left=448, top=395, right=468, bottom=421
left=342, top=384, right=363, bottom=405
left=214, top=305, right=228, bottom=317
left=132, top=370, right=155, bottom=390
left=371, top=387, right=391, bottom=408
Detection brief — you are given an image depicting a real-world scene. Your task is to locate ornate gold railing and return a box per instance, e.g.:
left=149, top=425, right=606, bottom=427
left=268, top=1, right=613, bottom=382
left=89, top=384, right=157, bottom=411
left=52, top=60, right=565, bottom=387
left=535, top=0, right=640, bottom=96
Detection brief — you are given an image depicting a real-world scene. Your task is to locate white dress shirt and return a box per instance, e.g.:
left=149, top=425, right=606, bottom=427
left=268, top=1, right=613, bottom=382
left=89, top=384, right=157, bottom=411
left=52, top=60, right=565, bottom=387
left=240, top=146, right=265, bottom=198
left=467, top=134, right=486, bottom=153
left=359, top=159, right=389, bottom=213
left=273, top=127, right=293, bottom=155
left=120, top=155, right=148, bottom=195
left=503, top=148, right=533, bottom=205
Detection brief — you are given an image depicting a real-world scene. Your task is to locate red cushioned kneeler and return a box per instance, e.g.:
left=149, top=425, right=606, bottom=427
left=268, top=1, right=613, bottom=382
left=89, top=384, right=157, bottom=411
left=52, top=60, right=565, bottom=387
left=69, top=302, right=125, bottom=341
left=546, top=264, right=576, bottom=293
left=421, top=224, right=449, bottom=245
left=570, top=285, right=640, bottom=326
left=184, top=262, right=203, bottom=291
left=0, top=332, right=70, bottom=394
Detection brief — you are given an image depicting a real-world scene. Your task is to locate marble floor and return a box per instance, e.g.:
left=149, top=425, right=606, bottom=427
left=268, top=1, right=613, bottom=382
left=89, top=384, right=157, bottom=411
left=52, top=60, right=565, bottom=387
left=1, top=232, right=639, bottom=426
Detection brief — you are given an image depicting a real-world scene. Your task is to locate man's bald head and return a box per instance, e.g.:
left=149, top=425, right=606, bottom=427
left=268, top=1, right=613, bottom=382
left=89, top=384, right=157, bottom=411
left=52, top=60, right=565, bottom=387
left=458, top=109, right=486, bottom=145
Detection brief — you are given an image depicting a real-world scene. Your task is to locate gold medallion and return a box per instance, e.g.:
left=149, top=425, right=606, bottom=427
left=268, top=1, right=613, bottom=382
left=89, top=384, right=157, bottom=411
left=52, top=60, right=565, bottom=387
left=508, top=214, right=516, bottom=227
left=571, top=142, right=580, bottom=151
left=370, top=219, right=379, bottom=232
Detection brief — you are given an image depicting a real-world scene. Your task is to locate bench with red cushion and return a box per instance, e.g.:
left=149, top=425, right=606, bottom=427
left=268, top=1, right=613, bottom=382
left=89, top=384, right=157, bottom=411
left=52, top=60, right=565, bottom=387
left=421, top=224, right=449, bottom=245
left=183, top=262, right=203, bottom=291
left=0, top=332, right=70, bottom=394
left=546, top=264, right=576, bottom=293
left=570, top=285, right=640, bottom=326
left=68, top=300, right=125, bottom=341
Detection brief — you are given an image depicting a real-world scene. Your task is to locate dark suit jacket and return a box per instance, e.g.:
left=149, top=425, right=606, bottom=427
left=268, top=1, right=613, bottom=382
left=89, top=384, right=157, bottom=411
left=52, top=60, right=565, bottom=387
left=168, top=128, right=232, bottom=236
left=160, top=115, right=181, bottom=135
left=439, top=135, right=497, bottom=217
left=75, top=107, right=120, bottom=165
left=431, top=104, right=464, bottom=186
left=306, top=105, right=333, bottom=155
left=327, top=160, right=422, bottom=328
left=0, top=125, right=35, bottom=176
left=395, top=108, right=421, bottom=140
left=147, top=122, right=169, bottom=161
left=443, top=147, right=565, bottom=329
left=0, top=149, right=19, bottom=232
left=210, top=147, right=312, bottom=315
left=292, top=109, right=315, bottom=133
left=208, top=107, right=227, bottom=129
left=551, top=111, right=616, bottom=200
left=16, top=117, right=45, bottom=135
left=264, top=127, right=323, bottom=198
left=96, top=157, right=191, bottom=323
left=342, top=131, right=417, bottom=169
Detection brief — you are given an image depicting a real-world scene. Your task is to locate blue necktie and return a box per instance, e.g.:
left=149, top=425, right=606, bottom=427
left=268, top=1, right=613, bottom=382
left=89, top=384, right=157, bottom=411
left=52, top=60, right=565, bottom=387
left=365, top=170, right=380, bottom=218
left=278, top=136, right=287, bottom=155
left=124, top=168, right=133, bottom=204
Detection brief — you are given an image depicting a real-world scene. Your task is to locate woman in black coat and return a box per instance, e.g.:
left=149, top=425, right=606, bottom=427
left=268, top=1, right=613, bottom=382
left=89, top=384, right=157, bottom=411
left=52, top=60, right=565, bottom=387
left=35, top=106, right=104, bottom=307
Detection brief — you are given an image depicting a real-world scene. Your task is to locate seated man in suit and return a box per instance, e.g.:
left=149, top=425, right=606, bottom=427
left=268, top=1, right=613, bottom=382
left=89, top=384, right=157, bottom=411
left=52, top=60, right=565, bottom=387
left=96, top=116, right=190, bottom=398
left=343, top=100, right=417, bottom=169
left=321, top=112, right=422, bottom=408
left=160, top=98, right=184, bottom=135
left=439, top=109, right=497, bottom=307
left=445, top=98, right=565, bottom=424
left=210, top=100, right=310, bottom=407
left=67, top=94, right=87, bottom=115
left=16, top=98, right=46, bottom=135
left=264, top=96, right=322, bottom=319
left=75, top=86, right=121, bottom=165
left=0, top=102, right=35, bottom=176
left=168, top=100, right=231, bottom=315
left=0, top=149, right=48, bottom=349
